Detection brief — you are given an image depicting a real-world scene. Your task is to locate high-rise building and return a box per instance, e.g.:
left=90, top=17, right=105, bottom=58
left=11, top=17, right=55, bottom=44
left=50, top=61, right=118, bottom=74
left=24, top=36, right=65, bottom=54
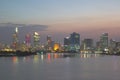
left=80, top=38, right=94, bottom=53
left=46, top=35, right=53, bottom=50
left=47, top=35, right=52, bottom=46
left=100, top=33, right=108, bottom=50
left=33, top=32, right=40, bottom=47
left=96, top=41, right=101, bottom=50
left=110, top=39, right=116, bottom=49
left=25, top=34, right=31, bottom=47
left=83, top=38, right=93, bottom=50
left=12, top=27, right=19, bottom=48
left=69, top=32, right=80, bottom=52
left=64, top=37, right=70, bottom=46
left=70, top=32, right=80, bottom=45
left=64, top=37, right=70, bottom=51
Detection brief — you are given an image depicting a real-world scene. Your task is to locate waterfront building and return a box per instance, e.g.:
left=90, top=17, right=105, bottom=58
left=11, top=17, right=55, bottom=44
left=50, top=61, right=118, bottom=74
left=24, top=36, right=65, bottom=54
left=47, top=35, right=52, bottom=50
left=33, top=32, right=40, bottom=47
left=69, top=32, right=80, bottom=52
left=110, top=39, right=116, bottom=49
left=12, top=27, right=19, bottom=49
left=64, top=37, right=70, bottom=51
left=83, top=38, right=93, bottom=50
left=80, top=38, right=93, bottom=53
left=64, top=37, right=70, bottom=46
left=25, top=34, right=31, bottom=47
left=109, top=39, right=117, bottom=53
left=47, top=35, right=52, bottom=45
left=96, top=41, right=102, bottom=51
left=116, top=42, right=120, bottom=52
left=100, top=33, right=108, bottom=51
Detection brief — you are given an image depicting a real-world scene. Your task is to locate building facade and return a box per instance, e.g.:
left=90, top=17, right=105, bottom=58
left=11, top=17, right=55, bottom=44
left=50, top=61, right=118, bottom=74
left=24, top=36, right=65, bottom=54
left=69, top=32, right=80, bottom=52
left=100, top=33, right=108, bottom=50
left=33, top=32, right=40, bottom=47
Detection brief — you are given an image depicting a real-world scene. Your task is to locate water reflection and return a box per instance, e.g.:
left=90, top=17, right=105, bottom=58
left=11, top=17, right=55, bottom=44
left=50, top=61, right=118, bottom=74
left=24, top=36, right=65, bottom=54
left=12, top=56, right=18, bottom=64
left=80, top=53, right=101, bottom=58
left=23, top=56, right=31, bottom=62
left=11, top=53, right=101, bottom=64
left=33, top=55, right=39, bottom=63
left=41, top=54, right=44, bottom=60
left=1, top=53, right=120, bottom=80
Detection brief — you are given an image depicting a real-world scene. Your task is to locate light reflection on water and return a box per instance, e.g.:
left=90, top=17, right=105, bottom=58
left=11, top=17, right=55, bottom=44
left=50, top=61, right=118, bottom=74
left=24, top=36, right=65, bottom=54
left=11, top=53, right=101, bottom=64
left=12, top=56, right=19, bottom=64
left=0, top=53, right=120, bottom=80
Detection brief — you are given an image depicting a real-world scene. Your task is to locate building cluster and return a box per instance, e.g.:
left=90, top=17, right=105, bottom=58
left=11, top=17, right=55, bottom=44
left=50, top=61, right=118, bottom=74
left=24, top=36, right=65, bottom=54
left=64, top=32, right=80, bottom=52
left=0, top=27, right=120, bottom=54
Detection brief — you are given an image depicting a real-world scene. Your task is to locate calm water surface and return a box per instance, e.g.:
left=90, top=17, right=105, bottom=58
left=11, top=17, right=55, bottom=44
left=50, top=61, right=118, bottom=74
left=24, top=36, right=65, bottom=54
left=0, top=53, right=120, bottom=80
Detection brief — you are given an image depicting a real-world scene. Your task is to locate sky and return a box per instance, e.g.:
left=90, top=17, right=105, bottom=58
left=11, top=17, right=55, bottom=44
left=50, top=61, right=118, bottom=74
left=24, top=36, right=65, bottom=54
left=0, top=0, right=120, bottom=44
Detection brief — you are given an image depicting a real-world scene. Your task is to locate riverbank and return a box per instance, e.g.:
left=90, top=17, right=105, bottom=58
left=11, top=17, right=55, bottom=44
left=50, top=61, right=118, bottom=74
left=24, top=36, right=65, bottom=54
left=0, top=51, right=36, bottom=57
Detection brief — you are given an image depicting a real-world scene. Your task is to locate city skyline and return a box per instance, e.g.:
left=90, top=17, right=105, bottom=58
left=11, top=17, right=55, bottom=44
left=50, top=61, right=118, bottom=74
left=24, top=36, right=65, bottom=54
left=0, top=23, right=120, bottom=44
left=0, top=0, right=120, bottom=43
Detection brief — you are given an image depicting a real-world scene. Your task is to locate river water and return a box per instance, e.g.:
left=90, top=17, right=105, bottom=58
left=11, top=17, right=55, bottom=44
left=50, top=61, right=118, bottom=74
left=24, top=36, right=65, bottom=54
left=0, top=53, right=120, bottom=80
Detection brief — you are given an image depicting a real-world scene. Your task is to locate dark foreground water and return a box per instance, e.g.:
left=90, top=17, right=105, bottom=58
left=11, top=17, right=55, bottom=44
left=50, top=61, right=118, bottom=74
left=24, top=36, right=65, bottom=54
left=0, top=53, right=120, bottom=80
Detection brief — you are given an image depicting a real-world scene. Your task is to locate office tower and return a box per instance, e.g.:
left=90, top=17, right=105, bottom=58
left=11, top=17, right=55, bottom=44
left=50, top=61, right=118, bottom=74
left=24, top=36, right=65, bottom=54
left=46, top=35, right=56, bottom=51
left=12, top=27, right=19, bottom=48
left=116, top=42, right=120, bottom=48
left=96, top=41, right=102, bottom=50
left=69, top=32, right=80, bottom=52
left=25, top=34, right=31, bottom=47
left=83, top=38, right=93, bottom=50
left=33, top=32, right=40, bottom=47
left=100, top=33, right=108, bottom=50
left=47, top=35, right=52, bottom=45
left=64, top=37, right=70, bottom=46
left=47, top=35, right=52, bottom=50
left=110, top=39, right=116, bottom=49
left=64, top=37, right=70, bottom=51
left=70, top=32, right=80, bottom=45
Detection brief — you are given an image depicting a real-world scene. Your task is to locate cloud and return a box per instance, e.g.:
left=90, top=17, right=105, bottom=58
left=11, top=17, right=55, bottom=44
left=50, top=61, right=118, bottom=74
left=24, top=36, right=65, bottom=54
left=0, top=23, right=48, bottom=29
left=0, top=23, right=48, bottom=44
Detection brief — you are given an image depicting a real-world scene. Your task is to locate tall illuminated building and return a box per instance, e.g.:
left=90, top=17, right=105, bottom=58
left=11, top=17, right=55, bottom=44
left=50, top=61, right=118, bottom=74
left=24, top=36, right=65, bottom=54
left=100, top=33, right=108, bottom=50
left=96, top=41, right=101, bottom=51
left=69, top=32, right=80, bottom=52
left=33, top=32, right=40, bottom=47
left=12, top=27, right=19, bottom=49
left=47, top=35, right=52, bottom=49
left=83, top=38, right=93, bottom=50
left=25, top=34, right=31, bottom=47
left=64, top=37, right=70, bottom=51
left=64, top=37, right=70, bottom=46
left=46, top=35, right=55, bottom=51
left=47, top=35, right=52, bottom=43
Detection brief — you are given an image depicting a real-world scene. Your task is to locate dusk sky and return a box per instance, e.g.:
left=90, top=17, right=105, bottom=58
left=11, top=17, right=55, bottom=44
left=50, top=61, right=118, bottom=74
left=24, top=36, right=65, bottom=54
left=0, top=0, right=120, bottom=44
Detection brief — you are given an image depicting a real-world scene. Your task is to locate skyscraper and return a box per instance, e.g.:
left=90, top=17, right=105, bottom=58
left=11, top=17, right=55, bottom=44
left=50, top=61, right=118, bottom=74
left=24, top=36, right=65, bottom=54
left=25, top=34, right=31, bottom=47
left=64, top=37, right=70, bottom=51
left=100, top=33, right=108, bottom=50
left=69, top=32, right=80, bottom=52
left=83, top=38, right=93, bottom=50
left=46, top=35, right=52, bottom=50
left=33, top=32, right=40, bottom=47
left=12, top=27, right=19, bottom=49
left=64, top=37, right=70, bottom=46
left=47, top=35, right=52, bottom=46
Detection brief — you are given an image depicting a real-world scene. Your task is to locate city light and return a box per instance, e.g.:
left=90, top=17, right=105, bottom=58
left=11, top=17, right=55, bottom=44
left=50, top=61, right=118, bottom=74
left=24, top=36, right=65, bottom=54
left=0, top=26, right=120, bottom=56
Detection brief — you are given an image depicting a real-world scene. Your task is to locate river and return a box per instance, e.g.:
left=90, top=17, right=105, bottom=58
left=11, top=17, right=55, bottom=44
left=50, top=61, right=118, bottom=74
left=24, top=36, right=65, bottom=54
left=0, top=53, right=120, bottom=80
